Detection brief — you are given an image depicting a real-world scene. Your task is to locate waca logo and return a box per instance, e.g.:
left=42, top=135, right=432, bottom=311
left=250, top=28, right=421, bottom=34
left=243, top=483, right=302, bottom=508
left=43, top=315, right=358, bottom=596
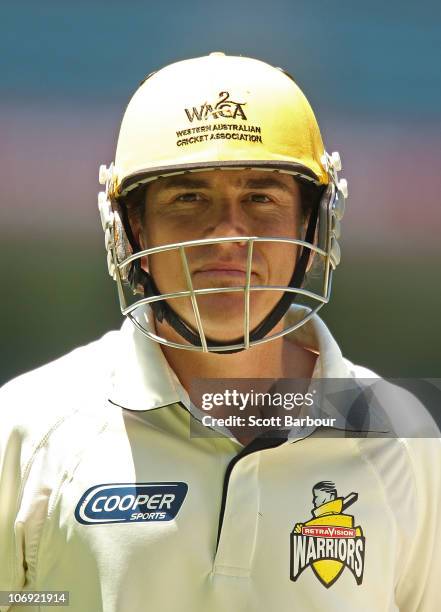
left=185, top=91, right=247, bottom=122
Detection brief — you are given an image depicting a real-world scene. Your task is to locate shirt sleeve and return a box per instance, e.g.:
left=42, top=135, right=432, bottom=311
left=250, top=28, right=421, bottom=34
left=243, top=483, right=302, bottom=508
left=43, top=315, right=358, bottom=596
left=0, top=380, right=55, bottom=612
left=0, top=405, right=27, bottom=610
left=395, top=437, right=441, bottom=611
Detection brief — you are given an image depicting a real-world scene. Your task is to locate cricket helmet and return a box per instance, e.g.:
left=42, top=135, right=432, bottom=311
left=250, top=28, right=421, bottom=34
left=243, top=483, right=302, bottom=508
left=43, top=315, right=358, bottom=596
left=98, top=53, right=348, bottom=352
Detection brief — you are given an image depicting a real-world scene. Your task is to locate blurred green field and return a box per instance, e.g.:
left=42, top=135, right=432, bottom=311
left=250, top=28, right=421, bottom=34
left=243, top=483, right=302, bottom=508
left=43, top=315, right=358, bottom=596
left=1, top=235, right=440, bottom=386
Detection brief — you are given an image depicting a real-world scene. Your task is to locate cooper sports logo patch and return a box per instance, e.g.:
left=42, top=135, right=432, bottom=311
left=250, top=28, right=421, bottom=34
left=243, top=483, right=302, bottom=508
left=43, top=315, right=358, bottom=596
left=75, top=482, right=188, bottom=524
left=290, top=481, right=365, bottom=588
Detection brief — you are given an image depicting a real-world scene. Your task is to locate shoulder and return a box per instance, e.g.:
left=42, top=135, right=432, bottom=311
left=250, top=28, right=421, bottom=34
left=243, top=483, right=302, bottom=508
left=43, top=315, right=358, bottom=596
left=341, top=357, right=439, bottom=437
left=0, top=328, right=122, bottom=454
left=0, top=330, right=126, bottom=588
left=342, top=357, right=379, bottom=379
left=341, top=360, right=441, bottom=534
left=1, top=328, right=120, bottom=396
left=336, top=358, right=441, bottom=499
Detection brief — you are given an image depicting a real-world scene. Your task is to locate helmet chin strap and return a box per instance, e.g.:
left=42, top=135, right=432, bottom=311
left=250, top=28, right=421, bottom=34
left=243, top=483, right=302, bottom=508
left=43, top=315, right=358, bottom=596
left=131, top=202, right=319, bottom=353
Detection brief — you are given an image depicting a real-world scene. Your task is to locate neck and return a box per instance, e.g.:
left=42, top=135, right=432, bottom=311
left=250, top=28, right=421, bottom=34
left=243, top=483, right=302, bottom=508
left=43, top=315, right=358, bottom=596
left=156, top=317, right=317, bottom=389
left=156, top=318, right=317, bottom=446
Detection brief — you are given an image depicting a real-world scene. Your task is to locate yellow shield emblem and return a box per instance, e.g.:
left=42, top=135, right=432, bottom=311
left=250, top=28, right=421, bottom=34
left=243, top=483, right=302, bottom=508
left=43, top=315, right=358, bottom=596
left=290, top=484, right=365, bottom=588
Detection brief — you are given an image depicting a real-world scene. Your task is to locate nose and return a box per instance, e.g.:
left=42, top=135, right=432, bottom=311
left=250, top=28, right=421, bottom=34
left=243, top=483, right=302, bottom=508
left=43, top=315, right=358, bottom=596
left=203, top=197, right=249, bottom=243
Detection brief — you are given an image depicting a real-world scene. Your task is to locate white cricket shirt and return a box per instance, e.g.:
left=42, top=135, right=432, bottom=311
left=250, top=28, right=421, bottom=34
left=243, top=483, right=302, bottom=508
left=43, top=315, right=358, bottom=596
left=0, top=306, right=440, bottom=611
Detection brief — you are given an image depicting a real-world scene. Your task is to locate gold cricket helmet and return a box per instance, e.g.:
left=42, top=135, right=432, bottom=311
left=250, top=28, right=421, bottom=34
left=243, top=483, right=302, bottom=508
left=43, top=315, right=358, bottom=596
left=98, top=53, right=347, bottom=352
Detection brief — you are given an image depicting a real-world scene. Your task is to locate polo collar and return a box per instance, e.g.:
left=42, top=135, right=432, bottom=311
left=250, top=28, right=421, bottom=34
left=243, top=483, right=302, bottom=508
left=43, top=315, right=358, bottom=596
left=108, top=305, right=351, bottom=412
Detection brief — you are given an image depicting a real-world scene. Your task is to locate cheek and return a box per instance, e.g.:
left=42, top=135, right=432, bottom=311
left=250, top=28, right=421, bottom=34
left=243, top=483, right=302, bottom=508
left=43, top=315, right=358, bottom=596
left=148, top=250, right=184, bottom=288
left=136, top=219, right=177, bottom=280
left=145, top=208, right=204, bottom=247
left=261, top=242, right=297, bottom=282
left=253, top=207, right=299, bottom=236
left=144, top=218, right=174, bottom=248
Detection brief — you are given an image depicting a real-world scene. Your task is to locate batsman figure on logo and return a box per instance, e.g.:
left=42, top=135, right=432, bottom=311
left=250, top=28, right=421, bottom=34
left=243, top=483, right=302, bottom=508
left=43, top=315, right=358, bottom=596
left=290, top=481, right=365, bottom=588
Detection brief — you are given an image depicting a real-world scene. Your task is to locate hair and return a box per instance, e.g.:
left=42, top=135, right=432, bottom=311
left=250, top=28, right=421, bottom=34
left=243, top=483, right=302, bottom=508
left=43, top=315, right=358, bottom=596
left=297, top=178, right=324, bottom=221
left=121, top=184, right=148, bottom=229
left=313, top=481, right=337, bottom=496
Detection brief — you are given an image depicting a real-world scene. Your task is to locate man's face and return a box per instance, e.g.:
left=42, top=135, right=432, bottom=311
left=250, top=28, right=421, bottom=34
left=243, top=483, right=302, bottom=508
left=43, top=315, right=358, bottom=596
left=137, top=169, right=303, bottom=342
left=313, top=489, right=335, bottom=508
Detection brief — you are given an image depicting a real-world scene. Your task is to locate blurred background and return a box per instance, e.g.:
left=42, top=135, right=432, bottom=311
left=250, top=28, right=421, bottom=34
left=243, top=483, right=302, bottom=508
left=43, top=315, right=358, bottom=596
left=1, top=0, right=440, bottom=385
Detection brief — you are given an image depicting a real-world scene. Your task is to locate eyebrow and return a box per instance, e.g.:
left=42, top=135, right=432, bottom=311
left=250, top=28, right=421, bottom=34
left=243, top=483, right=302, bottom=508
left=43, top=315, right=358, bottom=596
left=158, top=175, right=293, bottom=193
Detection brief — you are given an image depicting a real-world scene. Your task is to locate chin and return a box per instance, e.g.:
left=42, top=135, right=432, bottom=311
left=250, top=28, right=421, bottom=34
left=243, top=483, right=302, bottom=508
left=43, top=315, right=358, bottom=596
left=180, top=293, right=280, bottom=343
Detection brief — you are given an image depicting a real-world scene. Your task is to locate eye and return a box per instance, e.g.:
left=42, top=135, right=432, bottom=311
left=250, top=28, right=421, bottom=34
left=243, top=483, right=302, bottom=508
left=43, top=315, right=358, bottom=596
left=175, top=192, right=204, bottom=202
left=248, top=193, right=272, bottom=203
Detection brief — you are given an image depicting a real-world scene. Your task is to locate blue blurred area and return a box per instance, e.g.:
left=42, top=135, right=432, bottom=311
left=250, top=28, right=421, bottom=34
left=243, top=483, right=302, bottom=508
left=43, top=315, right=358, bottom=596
left=3, top=0, right=441, bottom=118
left=1, top=0, right=440, bottom=384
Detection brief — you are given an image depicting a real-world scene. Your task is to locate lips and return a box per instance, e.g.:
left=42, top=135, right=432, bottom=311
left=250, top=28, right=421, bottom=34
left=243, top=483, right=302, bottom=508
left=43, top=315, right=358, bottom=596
left=194, top=270, right=250, bottom=280
left=194, top=262, right=249, bottom=274
left=192, top=263, right=258, bottom=278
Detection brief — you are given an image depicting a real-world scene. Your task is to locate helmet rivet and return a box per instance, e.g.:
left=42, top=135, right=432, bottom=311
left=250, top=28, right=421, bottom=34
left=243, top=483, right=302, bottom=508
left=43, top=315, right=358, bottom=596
left=330, top=152, right=342, bottom=171
left=99, top=164, right=110, bottom=185
left=338, top=178, right=348, bottom=199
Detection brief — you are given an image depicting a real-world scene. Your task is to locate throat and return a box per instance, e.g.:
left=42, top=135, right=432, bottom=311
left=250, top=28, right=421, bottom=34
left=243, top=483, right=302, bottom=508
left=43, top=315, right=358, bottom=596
left=156, top=318, right=317, bottom=389
left=156, top=318, right=317, bottom=446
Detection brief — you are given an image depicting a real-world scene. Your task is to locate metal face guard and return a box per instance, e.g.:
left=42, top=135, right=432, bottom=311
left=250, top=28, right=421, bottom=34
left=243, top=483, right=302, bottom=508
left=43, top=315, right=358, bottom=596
left=109, top=235, right=334, bottom=352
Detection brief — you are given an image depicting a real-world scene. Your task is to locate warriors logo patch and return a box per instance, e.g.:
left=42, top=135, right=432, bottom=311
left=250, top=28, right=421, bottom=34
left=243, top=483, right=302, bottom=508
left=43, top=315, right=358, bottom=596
left=290, top=481, right=365, bottom=588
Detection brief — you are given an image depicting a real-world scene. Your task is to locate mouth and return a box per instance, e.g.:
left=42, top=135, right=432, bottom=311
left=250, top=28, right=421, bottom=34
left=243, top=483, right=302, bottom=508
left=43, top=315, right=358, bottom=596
left=192, top=264, right=258, bottom=280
